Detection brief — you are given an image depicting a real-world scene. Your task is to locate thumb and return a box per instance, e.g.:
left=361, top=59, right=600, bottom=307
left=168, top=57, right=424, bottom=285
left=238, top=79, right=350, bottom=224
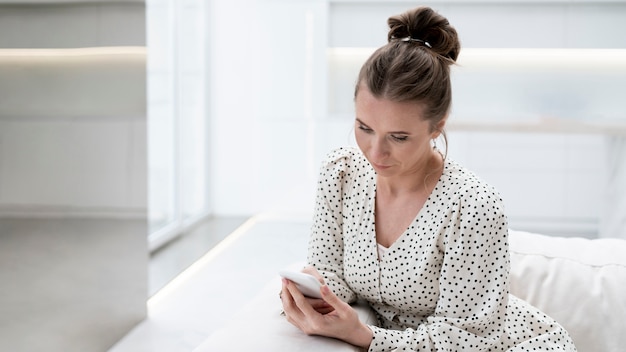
left=320, top=284, right=347, bottom=309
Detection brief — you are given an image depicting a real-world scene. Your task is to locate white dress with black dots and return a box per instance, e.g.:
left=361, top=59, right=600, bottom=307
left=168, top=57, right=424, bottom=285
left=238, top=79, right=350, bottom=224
left=308, top=147, right=576, bottom=352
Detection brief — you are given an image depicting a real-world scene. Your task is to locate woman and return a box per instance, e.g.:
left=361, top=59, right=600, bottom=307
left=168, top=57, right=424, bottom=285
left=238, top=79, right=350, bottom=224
left=280, top=6, right=576, bottom=351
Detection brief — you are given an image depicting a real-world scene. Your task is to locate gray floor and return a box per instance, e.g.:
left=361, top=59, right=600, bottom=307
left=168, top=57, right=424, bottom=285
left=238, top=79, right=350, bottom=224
left=0, top=217, right=147, bottom=352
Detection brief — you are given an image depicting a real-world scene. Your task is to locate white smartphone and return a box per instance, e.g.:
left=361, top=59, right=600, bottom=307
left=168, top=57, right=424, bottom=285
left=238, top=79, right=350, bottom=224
left=279, top=270, right=323, bottom=299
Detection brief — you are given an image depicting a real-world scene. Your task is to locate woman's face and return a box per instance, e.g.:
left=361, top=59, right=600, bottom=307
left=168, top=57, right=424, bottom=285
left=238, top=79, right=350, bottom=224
left=354, top=87, right=443, bottom=178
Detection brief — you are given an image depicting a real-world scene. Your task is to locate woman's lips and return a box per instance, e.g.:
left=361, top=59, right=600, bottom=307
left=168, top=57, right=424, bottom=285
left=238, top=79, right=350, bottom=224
left=372, top=162, right=391, bottom=170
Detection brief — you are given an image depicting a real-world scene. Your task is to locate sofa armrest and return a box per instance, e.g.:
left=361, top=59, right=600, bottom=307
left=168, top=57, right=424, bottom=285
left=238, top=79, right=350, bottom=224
left=509, top=230, right=626, bottom=352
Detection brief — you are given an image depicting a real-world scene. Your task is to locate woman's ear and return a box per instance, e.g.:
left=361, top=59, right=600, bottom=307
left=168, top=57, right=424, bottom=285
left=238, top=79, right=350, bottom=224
left=431, top=116, right=448, bottom=139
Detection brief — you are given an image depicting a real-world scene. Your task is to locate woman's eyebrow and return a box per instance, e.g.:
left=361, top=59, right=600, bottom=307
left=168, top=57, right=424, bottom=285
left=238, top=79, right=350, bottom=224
left=355, top=118, right=411, bottom=135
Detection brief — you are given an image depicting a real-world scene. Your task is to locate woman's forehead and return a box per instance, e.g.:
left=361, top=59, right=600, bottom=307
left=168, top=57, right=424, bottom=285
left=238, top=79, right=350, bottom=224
left=356, top=90, right=427, bottom=124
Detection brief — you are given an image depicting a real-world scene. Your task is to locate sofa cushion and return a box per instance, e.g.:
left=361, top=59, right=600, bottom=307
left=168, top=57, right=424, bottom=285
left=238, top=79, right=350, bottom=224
left=509, top=230, right=626, bottom=352
left=193, top=275, right=377, bottom=352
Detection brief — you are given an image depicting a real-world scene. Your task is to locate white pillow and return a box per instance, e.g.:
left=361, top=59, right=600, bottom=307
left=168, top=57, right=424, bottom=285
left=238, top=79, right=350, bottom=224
left=509, top=230, right=626, bottom=352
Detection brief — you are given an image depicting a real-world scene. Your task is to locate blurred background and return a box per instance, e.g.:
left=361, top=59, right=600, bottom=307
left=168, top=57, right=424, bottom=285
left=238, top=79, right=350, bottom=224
left=150, top=0, right=626, bottom=244
left=1, top=0, right=625, bottom=351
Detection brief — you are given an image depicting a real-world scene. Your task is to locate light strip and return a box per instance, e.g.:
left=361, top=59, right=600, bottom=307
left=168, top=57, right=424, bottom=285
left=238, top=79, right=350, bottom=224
left=456, top=48, right=626, bottom=71
left=0, top=46, right=146, bottom=57
left=328, top=47, right=626, bottom=71
left=147, top=214, right=261, bottom=310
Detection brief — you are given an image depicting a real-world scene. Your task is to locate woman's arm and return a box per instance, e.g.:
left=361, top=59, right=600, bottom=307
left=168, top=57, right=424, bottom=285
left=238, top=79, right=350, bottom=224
left=306, top=148, right=358, bottom=303
left=281, top=148, right=370, bottom=346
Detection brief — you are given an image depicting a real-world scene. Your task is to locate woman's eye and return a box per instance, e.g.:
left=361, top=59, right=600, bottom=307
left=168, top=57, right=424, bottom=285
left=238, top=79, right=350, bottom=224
left=391, top=135, right=408, bottom=142
left=358, top=125, right=373, bottom=133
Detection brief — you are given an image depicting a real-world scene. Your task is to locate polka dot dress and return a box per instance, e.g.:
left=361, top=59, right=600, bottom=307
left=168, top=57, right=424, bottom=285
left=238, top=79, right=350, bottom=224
left=307, top=147, right=576, bottom=352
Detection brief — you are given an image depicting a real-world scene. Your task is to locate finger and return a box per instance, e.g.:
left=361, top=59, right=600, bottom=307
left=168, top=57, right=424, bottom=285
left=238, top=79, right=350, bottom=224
left=319, top=284, right=351, bottom=313
left=279, top=279, right=289, bottom=306
left=286, top=280, right=327, bottom=320
left=302, top=266, right=325, bottom=284
left=285, top=279, right=307, bottom=306
left=285, top=280, right=317, bottom=312
left=280, top=279, right=287, bottom=300
left=281, top=282, right=306, bottom=330
left=281, top=280, right=302, bottom=317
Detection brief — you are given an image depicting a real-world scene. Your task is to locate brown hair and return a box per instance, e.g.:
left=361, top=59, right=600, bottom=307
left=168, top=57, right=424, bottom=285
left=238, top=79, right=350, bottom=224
left=355, top=6, right=460, bottom=139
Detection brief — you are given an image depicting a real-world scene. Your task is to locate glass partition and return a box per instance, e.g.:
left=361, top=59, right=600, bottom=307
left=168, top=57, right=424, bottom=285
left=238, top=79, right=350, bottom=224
left=147, top=0, right=210, bottom=251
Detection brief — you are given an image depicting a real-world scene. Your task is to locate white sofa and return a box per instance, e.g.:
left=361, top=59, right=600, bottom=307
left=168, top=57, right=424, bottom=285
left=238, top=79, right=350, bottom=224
left=195, top=230, right=626, bottom=352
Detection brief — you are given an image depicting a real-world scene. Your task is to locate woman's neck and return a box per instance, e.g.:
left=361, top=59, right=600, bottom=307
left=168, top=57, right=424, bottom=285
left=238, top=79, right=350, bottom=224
left=376, top=149, right=444, bottom=197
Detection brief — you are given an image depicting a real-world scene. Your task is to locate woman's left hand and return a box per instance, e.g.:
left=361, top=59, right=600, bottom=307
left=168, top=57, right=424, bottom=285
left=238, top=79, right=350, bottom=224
left=281, top=278, right=373, bottom=348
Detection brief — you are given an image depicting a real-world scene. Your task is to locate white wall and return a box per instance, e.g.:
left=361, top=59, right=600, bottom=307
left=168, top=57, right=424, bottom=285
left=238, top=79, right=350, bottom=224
left=0, top=2, right=147, bottom=217
left=208, top=0, right=626, bottom=238
left=329, top=1, right=626, bottom=49
left=208, top=0, right=330, bottom=217
left=0, top=48, right=147, bottom=217
left=0, top=1, right=145, bottom=48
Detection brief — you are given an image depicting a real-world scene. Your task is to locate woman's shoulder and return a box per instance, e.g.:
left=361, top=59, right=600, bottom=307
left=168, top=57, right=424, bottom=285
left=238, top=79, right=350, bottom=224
left=442, top=158, right=504, bottom=205
left=320, top=146, right=370, bottom=173
left=322, top=146, right=363, bottom=164
left=318, top=146, right=373, bottom=188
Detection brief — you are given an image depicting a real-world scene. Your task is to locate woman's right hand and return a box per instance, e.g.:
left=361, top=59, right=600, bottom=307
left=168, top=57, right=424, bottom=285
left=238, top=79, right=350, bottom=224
left=280, top=266, right=334, bottom=315
left=281, top=277, right=372, bottom=348
left=301, top=265, right=324, bottom=284
left=302, top=265, right=335, bottom=314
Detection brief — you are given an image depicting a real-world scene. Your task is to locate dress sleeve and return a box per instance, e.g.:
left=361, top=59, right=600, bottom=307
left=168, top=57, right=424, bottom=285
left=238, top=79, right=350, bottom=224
left=307, top=149, right=358, bottom=303
left=368, top=184, right=510, bottom=352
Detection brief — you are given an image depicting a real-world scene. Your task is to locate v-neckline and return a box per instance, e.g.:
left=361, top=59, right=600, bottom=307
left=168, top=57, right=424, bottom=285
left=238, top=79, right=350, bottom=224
left=371, top=161, right=447, bottom=255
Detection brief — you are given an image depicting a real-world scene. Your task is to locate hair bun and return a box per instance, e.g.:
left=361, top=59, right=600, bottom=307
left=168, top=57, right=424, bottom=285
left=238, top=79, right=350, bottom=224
left=387, top=6, right=460, bottom=62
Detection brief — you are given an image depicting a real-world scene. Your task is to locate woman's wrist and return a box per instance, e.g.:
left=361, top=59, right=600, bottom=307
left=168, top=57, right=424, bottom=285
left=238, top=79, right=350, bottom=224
left=345, top=322, right=373, bottom=349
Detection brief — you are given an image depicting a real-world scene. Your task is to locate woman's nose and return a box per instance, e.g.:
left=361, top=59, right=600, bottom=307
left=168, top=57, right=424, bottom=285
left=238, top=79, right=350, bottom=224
left=371, top=137, right=389, bottom=158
